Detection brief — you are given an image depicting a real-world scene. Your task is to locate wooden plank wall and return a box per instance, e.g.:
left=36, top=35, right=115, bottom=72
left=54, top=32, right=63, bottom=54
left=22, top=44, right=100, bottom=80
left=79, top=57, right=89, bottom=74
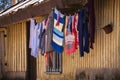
left=36, top=0, right=120, bottom=80
left=0, top=0, right=119, bottom=79
left=6, top=21, right=27, bottom=72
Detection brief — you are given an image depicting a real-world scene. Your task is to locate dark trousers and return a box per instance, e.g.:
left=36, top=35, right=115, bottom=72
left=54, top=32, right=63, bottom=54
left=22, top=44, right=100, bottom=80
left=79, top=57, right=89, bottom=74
left=78, top=10, right=89, bottom=57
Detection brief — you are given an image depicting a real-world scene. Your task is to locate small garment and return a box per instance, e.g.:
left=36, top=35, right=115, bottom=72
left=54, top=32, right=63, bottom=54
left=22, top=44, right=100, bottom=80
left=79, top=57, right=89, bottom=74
left=45, top=52, right=53, bottom=68
left=29, top=19, right=40, bottom=58
left=78, top=4, right=89, bottom=57
left=52, top=8, right=65, bottom=54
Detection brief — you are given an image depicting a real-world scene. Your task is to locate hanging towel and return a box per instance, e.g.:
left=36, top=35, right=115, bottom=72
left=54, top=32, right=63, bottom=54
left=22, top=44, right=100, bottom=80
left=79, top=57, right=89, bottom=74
left=52, top=8, right=65, bottom=54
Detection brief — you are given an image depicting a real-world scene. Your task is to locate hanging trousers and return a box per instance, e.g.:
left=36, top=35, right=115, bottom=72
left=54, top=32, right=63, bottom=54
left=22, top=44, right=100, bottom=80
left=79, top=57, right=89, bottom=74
left=78, top=9, right=89, bottom=57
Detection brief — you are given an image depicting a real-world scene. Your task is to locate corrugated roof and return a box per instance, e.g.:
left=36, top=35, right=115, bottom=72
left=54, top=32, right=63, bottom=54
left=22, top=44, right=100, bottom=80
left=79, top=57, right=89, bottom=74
left=0, top=0, right=86, bottom=27
left=0, top=0, right=44, bottom=16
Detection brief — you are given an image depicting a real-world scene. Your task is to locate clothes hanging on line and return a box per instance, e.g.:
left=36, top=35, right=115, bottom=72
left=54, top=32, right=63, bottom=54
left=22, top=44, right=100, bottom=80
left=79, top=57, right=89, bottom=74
left=29, top=3, right=96, bottom=57
left=39, top=11, right=54, bottom=56
left=88, top=0, right=95, bottom=49
left=29, top=18, right=35, bottom=49
left=72, top=13, right=79, bottom=49
left=44, top=11, right=54, bottom=53
left=78, top=4, right=90, bottom=57
left=64, top=14, right=79, bottom=54
left=39, top=20, right=46, bottom=55
left=52, top=8, right=65, bottom=54
left=29, top=18, right=40, bottom=58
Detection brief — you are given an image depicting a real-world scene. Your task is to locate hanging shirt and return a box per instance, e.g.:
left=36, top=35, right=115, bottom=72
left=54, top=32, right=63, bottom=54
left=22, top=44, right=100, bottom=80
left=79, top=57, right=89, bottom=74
left=29, top=18, right=35, bottom=48
left=52, top=8, right=65, bottom=54
left=30, top=21, right=40, bottom=58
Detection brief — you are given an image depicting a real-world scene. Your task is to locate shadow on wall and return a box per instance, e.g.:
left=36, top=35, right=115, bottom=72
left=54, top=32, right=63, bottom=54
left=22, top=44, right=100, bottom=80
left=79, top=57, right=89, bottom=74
left=75, top=68, right=120, bottom=80
left=119, top=29, right=120, bottom=67
left=1, top=71, right=26, bottom=80
left=1, top=78, right=25, bottom=80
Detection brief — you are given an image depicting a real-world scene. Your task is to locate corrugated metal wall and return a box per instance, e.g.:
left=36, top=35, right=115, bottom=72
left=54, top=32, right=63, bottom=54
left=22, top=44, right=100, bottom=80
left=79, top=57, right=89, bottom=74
left=36, top=0, right=120, bottom=80
left=6, top=21, right=27, bottom=72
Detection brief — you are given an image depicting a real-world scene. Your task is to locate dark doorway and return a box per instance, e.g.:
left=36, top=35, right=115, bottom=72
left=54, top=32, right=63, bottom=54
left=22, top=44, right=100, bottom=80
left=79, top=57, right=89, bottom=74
left=26, top=21, right=37, bottom=80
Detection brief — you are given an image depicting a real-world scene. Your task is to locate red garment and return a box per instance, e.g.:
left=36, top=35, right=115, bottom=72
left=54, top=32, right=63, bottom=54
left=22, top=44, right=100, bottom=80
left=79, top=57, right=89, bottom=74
left=65, top=14, right=79, bottom=54
left=72, top=13, right=79, bottom=49
left=45, top=52, right=53, bottom=67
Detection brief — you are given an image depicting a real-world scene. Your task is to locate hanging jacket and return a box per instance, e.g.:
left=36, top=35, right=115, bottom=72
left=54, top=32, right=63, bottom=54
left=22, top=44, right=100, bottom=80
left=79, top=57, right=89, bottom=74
left=30, top=20, right=40, bottom=58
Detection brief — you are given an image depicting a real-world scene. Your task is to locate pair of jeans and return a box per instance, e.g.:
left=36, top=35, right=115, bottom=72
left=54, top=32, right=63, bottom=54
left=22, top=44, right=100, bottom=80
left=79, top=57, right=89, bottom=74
left=78, top=8, right=89, bottom=57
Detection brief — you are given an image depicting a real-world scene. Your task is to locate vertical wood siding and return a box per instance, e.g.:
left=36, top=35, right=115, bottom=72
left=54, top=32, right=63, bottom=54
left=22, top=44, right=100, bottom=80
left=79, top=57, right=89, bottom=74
left=6, top=21, right=27, bottom=72
left=36, top=0, right=120, bottom=79
left=1, top=0, right=119, bottom=79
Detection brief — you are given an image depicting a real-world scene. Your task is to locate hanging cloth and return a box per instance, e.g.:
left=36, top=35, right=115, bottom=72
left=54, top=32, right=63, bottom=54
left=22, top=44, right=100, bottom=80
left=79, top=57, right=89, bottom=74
left=78, top=4, right=89, bottom=57
left=72, top=13, right=79, bottom=49
left=29, top=18, right=35, bottom=49
left=65, top=16, right=76, bottom=54
left=52, top=8, right=65, bottom=54
left=29, top=18, right=40, bottom=58
left=65, top=13, right=79, bottom=54
left=45, top=11, right=54, bottom=53
left=45, top=52, right=53, bottom=68
left=39, top=20, right=46, bottom=55
left=88, top=0, right=95, bottom=49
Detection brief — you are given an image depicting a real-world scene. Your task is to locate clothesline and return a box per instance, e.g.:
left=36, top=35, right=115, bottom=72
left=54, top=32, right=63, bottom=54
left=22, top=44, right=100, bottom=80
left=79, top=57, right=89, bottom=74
left=29, top=0, right=95, bottom=58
